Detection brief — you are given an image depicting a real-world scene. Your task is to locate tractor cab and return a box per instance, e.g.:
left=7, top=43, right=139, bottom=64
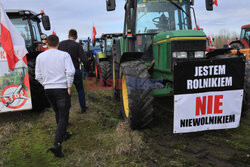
left=93, top=38, right=104, bottom=53
left=134, top=0, right=192, bottom=61
left=101, top=33, right=123, bottom=57
left=5, top=10, right=51, bottom=53
left=240, top=25, right=250, bottom=47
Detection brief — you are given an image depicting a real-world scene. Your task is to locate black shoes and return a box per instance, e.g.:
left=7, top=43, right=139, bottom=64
left=48, top=143, right=64, bottom=158
left=48, top=132, right=72, bottom=157
left=63, top=132, right=73, bottom=142
left=81, top=106, right=88, bottom=113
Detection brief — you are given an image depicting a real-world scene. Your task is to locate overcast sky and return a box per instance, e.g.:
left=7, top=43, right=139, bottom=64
left=2, top=0, right=250, bottom=40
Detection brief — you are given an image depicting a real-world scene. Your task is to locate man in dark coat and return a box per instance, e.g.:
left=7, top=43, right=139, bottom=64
left=59, top=29, right=88, bottom=113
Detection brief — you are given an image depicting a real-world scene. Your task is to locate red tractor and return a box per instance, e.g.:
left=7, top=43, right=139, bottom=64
left=230, top=24, right=250, bottom=49
left=206, top=36, right=216, bottom=53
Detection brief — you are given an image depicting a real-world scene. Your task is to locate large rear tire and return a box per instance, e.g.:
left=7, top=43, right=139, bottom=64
left=119, top=60, right=154, bottom=129
left=99, top=61, right=112, bottom=86
left=27, top=56, right=50, bottom=112
left=230, top=42, right=245, bottom=49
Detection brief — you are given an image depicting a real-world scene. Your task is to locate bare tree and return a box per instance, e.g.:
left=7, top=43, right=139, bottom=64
left=209, top=29, right=239, bottom=48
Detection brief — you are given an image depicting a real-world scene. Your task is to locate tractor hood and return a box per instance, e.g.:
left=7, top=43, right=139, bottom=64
left=153, top=30, right=206, bottom=45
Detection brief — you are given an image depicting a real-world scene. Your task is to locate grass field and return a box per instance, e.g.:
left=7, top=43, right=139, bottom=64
left=0, top=84, right=249, bottom=167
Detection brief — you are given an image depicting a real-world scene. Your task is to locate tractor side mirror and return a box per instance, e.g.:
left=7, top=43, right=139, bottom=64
left=206, top=0, right=214, bottom=11
left=106, top=0, right=116, bottom=11
left=42, top=15, right=51, bottom=30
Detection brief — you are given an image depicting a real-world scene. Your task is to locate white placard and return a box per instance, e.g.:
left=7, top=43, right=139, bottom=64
left=174, top=90, right=243, bottom=133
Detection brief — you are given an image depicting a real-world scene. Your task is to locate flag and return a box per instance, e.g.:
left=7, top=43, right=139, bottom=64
left=213, top=0, right=218, bottom=7
left=52, top=30, right=56, bottom=35
left=0, top=3, right=28, bottom=70
left=208, top=36, right=212, bottom=44
left=91, top=26, right=97, bottom=43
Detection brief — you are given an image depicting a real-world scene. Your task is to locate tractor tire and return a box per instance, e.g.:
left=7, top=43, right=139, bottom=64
left=99, top=61, right=112, bottom=86
left=119, top=60, right=154, bottom=129
left=242, top=61, right=250, bottom=116
left=230, top=42, right=245, bottom=49
left=27, top=56, right=50, bottom=112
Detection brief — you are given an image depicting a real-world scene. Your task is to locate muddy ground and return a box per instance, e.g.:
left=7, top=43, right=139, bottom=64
left=0, top=85, right=249, bottom=167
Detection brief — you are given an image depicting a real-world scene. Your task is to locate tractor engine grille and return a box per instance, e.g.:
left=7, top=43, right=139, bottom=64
left=171, top=40, right=206, bottom=52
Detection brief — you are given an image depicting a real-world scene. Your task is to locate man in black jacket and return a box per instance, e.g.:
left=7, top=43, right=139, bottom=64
left=59, top=29, right=88, bottom=113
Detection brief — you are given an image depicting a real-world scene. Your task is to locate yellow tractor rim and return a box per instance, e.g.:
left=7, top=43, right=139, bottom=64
left=113, top=57, right=115, bottom=87
left=122, top=75, right=129, bottom=118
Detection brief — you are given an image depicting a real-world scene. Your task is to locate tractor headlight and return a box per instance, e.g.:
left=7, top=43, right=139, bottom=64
left=194, top=51, right=205, bottom=58
left=173, top=52, right=188, bottom=58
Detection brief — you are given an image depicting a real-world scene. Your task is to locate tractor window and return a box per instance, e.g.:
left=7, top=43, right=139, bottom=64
left=93, top=40, right=103, bottom=51
left=106, top=38, right=113, bottom=52
left=9, top=17, right=32, bottom=46
left=245, top=29, right=250, bottom=43
left=136, top=35, right=154, bottom=62
left=174, top=4, right=189, bottom=30
left=136, top=0, right=190, bottom=34
left=30, top=20, right=41, bottom=42
left=240, top=29, right=246, bottom=39
left=241, top=29, right=250, bottom=44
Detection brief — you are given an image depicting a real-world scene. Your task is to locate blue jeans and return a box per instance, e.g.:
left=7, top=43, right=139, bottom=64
left=74, top=70, right=86, bottom=111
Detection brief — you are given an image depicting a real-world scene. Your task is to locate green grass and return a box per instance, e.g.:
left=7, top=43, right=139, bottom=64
left=0, top=83, right=249, bottom=167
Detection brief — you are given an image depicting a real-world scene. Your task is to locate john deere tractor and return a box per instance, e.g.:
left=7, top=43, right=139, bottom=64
left=2, top=9, right=51, bottom=111
left=106, top=0, right=226, bottom=129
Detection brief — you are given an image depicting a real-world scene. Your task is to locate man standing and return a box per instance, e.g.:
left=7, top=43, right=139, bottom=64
left=35, top=35, right=75, bottom=157
left=59, top=29, right=87, bottom=113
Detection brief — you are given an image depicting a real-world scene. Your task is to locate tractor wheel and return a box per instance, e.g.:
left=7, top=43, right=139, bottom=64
left=230, top=42, right=245, bottom=49
left=27, top=56, right=50, bottom=112
left=242, top=61, right=250, bottom=116
left=119, top=60, right=154, bottom=129
left=99, top=61, right=112, bottom=86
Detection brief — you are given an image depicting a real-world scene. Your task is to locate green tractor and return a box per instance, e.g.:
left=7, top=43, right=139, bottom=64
left=106, top=0, right=220, bottom=129
left=95, top=33, right=123, bottom=86
left=1, top=9, right=51, bottom=111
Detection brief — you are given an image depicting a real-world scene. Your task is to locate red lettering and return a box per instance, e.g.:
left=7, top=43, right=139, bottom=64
left=196, top=96, right=206, bottom=116
left=214, top=95, right=223, bottom=114
left=195, top=95, right=223, bottom=116
left=207, top=95, right=213, bottom=114
left=0, top=51, right=6, bottom=59
left=86, top=77, right=97, bottom=89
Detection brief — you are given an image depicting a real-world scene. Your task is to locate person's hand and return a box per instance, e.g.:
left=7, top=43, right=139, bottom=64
left=67, top=87, right=71, bottom=95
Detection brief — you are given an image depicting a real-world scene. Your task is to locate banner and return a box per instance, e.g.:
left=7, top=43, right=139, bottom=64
left=0, top=48, right=32, bottom=113
left=173, top=57, right=245, bottom=133
left=0, top=4, right=32, bottom=113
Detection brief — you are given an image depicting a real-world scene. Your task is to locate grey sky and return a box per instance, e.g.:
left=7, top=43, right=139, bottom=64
left=3, top=0, right=250, bottom=40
